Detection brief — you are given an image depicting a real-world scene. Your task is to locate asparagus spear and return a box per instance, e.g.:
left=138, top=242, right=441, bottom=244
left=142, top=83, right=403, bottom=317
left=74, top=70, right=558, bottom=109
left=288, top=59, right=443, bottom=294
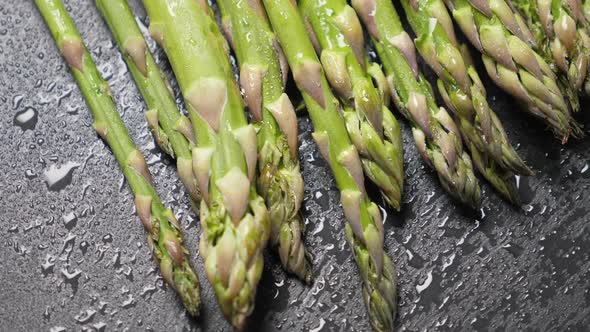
left=143, top=0, right=270, bottom=328
left=95, top=0, right=200, bottom=205
left=399, top=0, right=532, bottom=203
left=263, top=0, right=397, bottom=330
left=35, top=0, right=201, bottom=316
left=510, top=0, right=590, bottom=97
left=299, top=0, right=404, bottom=210
left=352, top=0, right=481, bottom=208
left=443, top=0, right=582, bottom=142
left=217, top=0, right=311, bottom=283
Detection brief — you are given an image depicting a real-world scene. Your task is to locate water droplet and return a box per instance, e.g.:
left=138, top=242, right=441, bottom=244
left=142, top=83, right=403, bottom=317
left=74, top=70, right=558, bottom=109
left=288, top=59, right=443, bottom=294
left=102, top=233, right=113, bottom=244
left=121, top=295, right=136, bottom=309
left=140, top=285, right=157, bottom=299
left=311, top=217, right=325, bottom=236
left=43, top=307, right=51, bottom=321
left=79, top=241, right=90, bottom=255
left=121, top=266, right=133, bottom=281
left=442, top=253, right=456, bottom=271
left=310, top=318, right=326, bottom=332
left=13, top=107, right=38, bottom=130
left=93, top=322, right=107, bottom=332
left=12, top=94, right=24, bottom=109
left=62, top=212, right=78, bottom=230
left=43, top=162, right=80, bottom=191
left=61, top=267, right=82, bottom=293
left=74, top=309, right=96, bottom=324
left=502, top=243, right=524, bottom=257
left=25, top=169, right=37, bottom=179
left=416, top=270, right=433, bottom=294
left=41, top=255, right=55, bottom=276
left=274, top=278, right=285, bottom=288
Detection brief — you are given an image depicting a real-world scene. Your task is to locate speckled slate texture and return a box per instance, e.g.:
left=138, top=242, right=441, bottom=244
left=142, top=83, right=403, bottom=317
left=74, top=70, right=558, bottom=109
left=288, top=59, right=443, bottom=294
left=1, top=0, right=589, bottom=331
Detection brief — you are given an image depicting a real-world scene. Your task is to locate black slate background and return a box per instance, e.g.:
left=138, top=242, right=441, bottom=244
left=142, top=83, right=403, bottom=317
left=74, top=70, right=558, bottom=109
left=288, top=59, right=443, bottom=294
left=1, top=0, right=590, bottom=331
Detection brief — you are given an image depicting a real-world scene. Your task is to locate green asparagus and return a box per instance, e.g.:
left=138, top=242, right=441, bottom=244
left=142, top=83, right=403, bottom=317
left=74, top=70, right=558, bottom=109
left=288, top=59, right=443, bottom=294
left=35, top=0, right=201, bottom=316
left=217, top=0, right=311, bottom=283
left=96, top=0, right=200, bottom=204
left=510, top=0, right=590, bottom=97
left=443, top=0, right=582, bottom=142
left=143, top=0, right=270, bottom=328
left=400, top=0, right=533, bottom=203
left=299, top=0, right=404, bottom=210
left=263, top=0, right=397, bottom=330
left=352, top=0, right=482, bottom=208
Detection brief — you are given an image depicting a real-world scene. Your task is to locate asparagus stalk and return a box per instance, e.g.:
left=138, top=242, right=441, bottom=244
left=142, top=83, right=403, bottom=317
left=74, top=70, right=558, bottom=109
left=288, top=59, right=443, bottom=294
left=95, top=0, right=200, bottom=204
left=352, top=0, right=481, bottom=208
left=300, top=0, right=403, bottom=210
left=399, top=0, right=533, bottom=203
left=143, top=0, right=270, bottom=328
left=299, top=0, right=404, bottom=210
left=263, top=0, right=397, bottom=330
left=217, top=0, right=311, bottom=283
left=510, top=0, right=590, bottom=97
left=443, top=0, right=582, bottom=142
left=35, top=0, right=201, bottom=316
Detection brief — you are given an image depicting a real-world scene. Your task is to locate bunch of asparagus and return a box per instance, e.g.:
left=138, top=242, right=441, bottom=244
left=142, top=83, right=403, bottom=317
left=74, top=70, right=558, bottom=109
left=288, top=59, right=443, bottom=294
left=510, top=0, right=590, bottom=96
left=444, top=0, right=583, bottom=142
left=353, top=0, right=482, bottom=208
left=35, top=0, right=201, bottom=316
left=399, top=0, right=533, bottom=202
left=299, top=0, right=405, bottom=210
left=262, top=0, right=398, bottom=330
left=37, top=0, right=590, bottom=329
left=217, top=0, right=311, bottom=283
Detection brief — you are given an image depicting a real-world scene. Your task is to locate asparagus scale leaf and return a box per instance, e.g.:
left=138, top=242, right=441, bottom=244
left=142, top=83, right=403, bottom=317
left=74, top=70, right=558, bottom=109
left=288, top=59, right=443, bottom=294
left=217, top=0, right=311, bottom=283
left=400, top=0, right=533, bottom=203
left=352, top=0, right=482, bottom=208
left=300, top=0, right=405, bottom=210
left=35, top=0, right=201, bottom=316
left=143, top=0, right=270, bottom=329
left=95, top=0, right=200, bottom=204
left=510, top=0, right=590, bottom=97
left=263, top=0, right=397, bottom=330
left=444, top=0, right=583, bottom=142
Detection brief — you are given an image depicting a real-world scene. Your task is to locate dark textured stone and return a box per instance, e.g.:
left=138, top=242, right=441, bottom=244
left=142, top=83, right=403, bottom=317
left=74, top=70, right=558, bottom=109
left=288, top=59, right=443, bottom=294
left=0, top=0, right=589, bottom=331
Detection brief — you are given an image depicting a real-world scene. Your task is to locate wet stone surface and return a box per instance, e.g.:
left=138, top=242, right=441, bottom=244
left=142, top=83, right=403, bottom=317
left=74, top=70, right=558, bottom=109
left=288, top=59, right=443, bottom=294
left=1, top=0, right=590, bottom=331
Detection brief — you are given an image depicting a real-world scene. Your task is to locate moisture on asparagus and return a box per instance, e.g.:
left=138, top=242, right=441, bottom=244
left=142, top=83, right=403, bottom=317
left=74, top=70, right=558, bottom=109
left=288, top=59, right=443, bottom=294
left=400, top=0, right=533, bottom=203
left=263, top=0, right=397, bottom=330
left=444, top=0, right=582, bottom=142
left=143, top=0, right=270, bottom=329
left=217, top=0, right=311, bottom=283
left=300, top=0, right=404, bottom=210
left=96, top=0, right=200, bottom=204
left=35, top=0, right=201, bottom=316
left=510, top=0, right=590, bottom=97
left=352, top=0, right=482, bottom=208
